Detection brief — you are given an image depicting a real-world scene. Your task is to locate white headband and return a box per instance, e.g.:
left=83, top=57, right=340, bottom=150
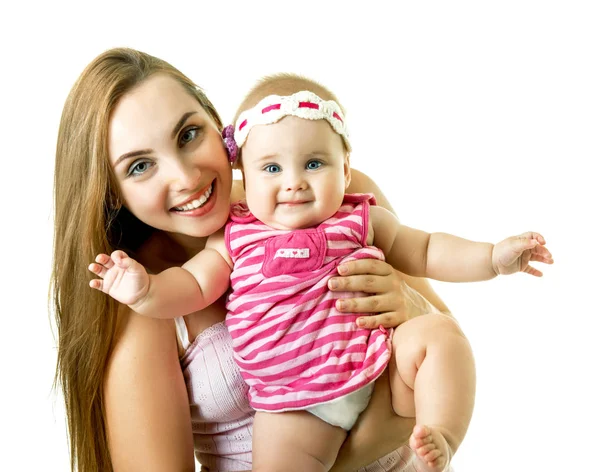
left=233, top=90, right=351, bottom=150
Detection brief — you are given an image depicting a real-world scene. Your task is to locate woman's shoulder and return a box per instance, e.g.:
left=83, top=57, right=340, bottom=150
left=347, top=168, right=397, bottom=218
left=108, top=306, right=178, bottom=371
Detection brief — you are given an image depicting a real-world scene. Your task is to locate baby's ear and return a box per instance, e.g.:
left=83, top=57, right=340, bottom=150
left=344, top=153, right=351, bottom=188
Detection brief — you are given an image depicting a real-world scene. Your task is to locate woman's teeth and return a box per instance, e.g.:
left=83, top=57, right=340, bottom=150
left=174, top=184, right=213, bottom=211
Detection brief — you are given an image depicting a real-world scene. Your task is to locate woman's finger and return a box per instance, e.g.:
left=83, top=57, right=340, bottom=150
left=336, top=258, right=393, bottom=277
left=329, top=274, right=393, bottom=293
left=336, top=294, right=399, bottom=314
left=356, top=312, right=409, bottom=329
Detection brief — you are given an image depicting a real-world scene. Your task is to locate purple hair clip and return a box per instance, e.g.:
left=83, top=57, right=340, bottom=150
left=221, top=124, right=238, bottom=163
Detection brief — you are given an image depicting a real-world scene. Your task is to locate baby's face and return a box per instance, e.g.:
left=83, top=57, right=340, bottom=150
left=241, top=116, right=350, bottom=230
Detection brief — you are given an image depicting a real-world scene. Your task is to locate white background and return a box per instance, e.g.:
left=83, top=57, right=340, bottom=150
left=0, top=1, right=598, bottom=471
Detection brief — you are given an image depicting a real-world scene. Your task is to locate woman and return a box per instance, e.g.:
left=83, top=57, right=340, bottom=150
left=52, top=47, right=471, bottom=472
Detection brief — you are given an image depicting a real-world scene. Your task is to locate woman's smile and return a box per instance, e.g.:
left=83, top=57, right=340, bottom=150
left=171, top=181, right=214, bottom=212
left=170, top=180, right=218, bottom=217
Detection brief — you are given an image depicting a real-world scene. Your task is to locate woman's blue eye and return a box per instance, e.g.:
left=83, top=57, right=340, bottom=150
left=264, top=164, right=281, bottom=173
left=179, top=127, right=200, bottom=147
left=306, top=160, right=322, bottom=170
left=127, top=160, right=153, bottom=177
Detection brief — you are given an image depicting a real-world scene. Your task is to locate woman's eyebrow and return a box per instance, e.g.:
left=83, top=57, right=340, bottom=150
left=114, top=111, right=199, bottom=168
left=114, top=149, right=152, bottom=168
left=171, top=111, right=198, bottom=139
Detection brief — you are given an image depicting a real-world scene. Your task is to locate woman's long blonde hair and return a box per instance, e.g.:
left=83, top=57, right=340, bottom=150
left=52, top=47, right=222, bottom=472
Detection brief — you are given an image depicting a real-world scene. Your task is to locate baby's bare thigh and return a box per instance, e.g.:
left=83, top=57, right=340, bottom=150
left=389, top=314, right=464, bottom=417
left=253, top=410, right=346, bottom=472
left=332, top=371, right=416, bottom=472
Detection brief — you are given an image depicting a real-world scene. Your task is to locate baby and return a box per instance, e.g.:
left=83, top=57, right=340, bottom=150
left=89, top=73, right=553, bottom=472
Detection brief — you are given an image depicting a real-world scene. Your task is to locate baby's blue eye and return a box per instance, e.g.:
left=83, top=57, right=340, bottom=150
left=264, top=164, right=281, bottom=173
left=306, top=160, right=322, bottom=170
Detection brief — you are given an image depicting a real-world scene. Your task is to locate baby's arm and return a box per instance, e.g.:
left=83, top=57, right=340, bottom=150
left=89, top=231, right=232, bottom=318
left=371, top=206, right=553, bottom=282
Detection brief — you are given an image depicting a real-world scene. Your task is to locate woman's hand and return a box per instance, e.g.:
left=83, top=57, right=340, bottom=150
left=328, top=259, right=441, bottom=329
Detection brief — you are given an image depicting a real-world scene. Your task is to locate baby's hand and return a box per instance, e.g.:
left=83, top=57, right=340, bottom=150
left=492, top=232, right=554, bottom=277
left=88, top=250, right=150, bottom=305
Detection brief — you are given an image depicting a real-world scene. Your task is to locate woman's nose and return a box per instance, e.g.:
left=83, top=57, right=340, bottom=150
left=168, top=159, right=202, bottom=192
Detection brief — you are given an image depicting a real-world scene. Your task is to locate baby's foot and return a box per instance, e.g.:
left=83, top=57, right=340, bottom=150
left=409, top=424, right=452, bottom=472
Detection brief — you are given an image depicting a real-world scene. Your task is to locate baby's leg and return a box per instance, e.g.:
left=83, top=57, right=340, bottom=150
left=252, top=410, right=346, bottom=472
left=389, top=314, right=475, bottom=472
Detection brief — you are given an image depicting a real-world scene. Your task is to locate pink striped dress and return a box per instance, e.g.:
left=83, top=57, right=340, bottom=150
left=224, top=193, right=391, bottom=412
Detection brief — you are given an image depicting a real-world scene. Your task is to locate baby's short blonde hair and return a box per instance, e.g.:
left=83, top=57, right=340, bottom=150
left=232, top=73, right=348, bottom=168
left=233, top=72, right=346, bottom=125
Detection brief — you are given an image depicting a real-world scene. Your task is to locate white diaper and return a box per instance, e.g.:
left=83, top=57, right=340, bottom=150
left=307, top=383, right=374, bottom=430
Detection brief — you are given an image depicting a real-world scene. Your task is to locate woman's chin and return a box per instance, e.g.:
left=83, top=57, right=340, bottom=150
left=179, top=208, right=230, bottom=239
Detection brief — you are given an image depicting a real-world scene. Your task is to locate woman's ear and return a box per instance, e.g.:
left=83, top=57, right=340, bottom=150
left=344, top=153, right=352, bottom=189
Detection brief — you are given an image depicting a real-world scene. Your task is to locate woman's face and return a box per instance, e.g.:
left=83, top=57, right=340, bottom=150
left=108, top=74, right=232, bottom=239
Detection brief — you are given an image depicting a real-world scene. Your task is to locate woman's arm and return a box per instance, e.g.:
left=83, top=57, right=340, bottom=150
left=104, top=306, right=195, bottom=472
left=329, top=259, right=449, bottom=328
left=331, top=371, right=416, bottom=472
left=333, top=168, right=452, bottom=327
left=330, top=169, right=464, bottom=471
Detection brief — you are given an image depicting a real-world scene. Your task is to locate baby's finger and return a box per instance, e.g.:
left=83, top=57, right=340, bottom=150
left=532, top=245, right=553, bottom=261
left=524, top=265, right=543, bottom=277
left=89, top=279, right=103, bottom=290
left=520, top=231, right=546, bottom=245
left=111, top=250, right=134, bottom=269
left=423, top=448, right=443, bottom=466
left=533, top=244, right=552, bottom=255
left=509, top=236, right=539, bottom=255
left=88, top=262, right=107, bottom=278
left=529, top=253, right=554, bottom=264
left=95, top=253, right=113, bottom=268
left=111, top=250, right=128, bottom=262
left=336, top=259, right=393, bottom=277
left=535, top=247, right=553, bottom=260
